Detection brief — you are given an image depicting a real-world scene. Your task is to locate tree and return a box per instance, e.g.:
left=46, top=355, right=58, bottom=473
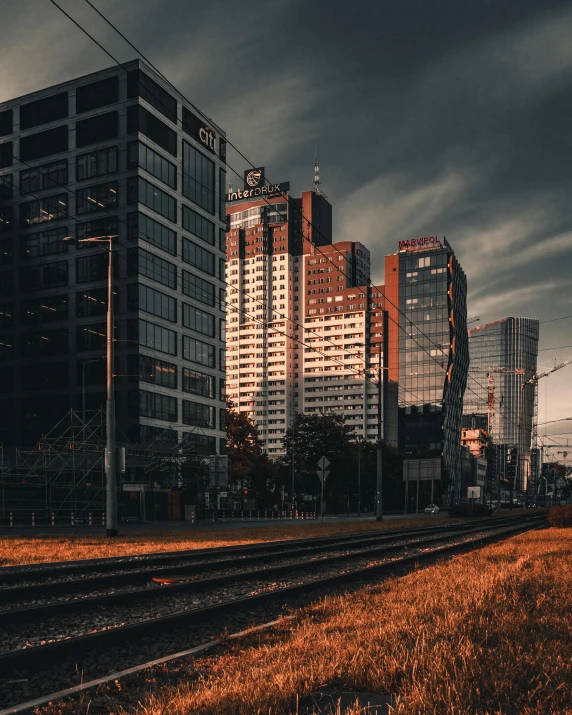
left=280, top=412, right=405, bottom=513
left=280, top=412, right=356, bottom=510
left=225, top=399, right=277, bottom=508
left=353, top=439, right=404, bottom=512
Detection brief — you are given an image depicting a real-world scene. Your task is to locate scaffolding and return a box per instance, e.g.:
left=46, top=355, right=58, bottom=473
left=0, top=410, right=227, bottom=525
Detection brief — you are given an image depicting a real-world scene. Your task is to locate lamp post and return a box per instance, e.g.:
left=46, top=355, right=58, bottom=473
left=64, top=234, right=118, bottom=536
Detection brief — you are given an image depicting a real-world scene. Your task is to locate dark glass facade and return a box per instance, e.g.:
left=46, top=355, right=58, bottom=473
left=464, top=317, right=539, bottom=494
left=0, top=60, right=227, bottom=458
left=392, top=239, right=468, bottom=502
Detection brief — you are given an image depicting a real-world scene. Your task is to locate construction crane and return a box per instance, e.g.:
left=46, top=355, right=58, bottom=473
left=522, top=356, right=572, bottom=488
left=467, top=316, right=481, bottom=325
left=522, top=356, right=572, bottom=388
left=468, top=367, right=525, bottom=437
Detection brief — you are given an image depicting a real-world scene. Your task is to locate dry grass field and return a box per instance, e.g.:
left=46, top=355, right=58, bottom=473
left=81, top=527, right=571, bottom=715
left=0, top=516, right=456, bottom=566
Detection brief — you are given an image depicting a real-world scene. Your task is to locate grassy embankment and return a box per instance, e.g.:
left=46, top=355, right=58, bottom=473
left=0, top=516, right=456, bottom=566
left=30, top=520, right=568, bottom=714
left=99, top=527, right=571, bottom=714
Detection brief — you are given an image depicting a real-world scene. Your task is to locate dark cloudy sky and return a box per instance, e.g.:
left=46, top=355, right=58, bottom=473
left=1, top=0, right=571, bottom=443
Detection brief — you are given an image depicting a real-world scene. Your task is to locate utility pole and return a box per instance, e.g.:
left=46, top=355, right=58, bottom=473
left=64, top=234, right=118, bottom=536
left=291, top=416, right=296, bottom=512
left=357, top=437, right=361, bottom=517
left=376, top=312, right=388, bottom=521
left=105, top=239, right=117, bottom=537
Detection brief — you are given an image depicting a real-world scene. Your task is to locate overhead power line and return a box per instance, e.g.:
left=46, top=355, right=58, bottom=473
left=39, top=0, right=532, bottom=439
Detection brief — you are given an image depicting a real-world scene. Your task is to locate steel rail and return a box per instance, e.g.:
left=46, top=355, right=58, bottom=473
left=0, top=515, right=535, bottom=603
left=0, top=515, right=545, bottom=673
left=0, top=518, right=536, bottom=625
left=0, top=515, right=508, bottom=583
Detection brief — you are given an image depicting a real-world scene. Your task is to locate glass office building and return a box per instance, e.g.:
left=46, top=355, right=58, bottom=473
left=385, top=237, right=469, bottom=503
left=464, top=317, right=539, bottom=494
left=0, top=61, right=227, bottom=462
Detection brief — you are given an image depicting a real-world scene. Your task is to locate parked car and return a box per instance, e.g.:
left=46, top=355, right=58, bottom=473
left=424, top=504, right=440, bottom=514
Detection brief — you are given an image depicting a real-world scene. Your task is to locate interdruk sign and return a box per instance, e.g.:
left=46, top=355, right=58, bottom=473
left=226, top=168, right=290, bottom=202
left=226, top=183, right=290, bottom=202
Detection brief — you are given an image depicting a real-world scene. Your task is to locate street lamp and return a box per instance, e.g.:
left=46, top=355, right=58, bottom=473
left=64, top=234, right=119, bottom=536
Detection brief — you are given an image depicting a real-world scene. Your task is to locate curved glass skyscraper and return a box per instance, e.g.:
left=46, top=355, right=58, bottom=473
left=464, top=317, right=539, bottom=495
left=385, top=237, right=469, bottom=504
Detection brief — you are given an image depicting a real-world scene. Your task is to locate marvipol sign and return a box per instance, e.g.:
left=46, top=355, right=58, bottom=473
left=399, top=236, right=441, bottom=249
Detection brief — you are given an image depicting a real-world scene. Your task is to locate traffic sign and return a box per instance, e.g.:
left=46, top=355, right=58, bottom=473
left=317, top=456, right=330, bottom=470
left=317, top=469, right=330, bottom=483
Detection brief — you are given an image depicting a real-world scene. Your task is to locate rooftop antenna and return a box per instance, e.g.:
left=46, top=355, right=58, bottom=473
left=314, top=153, right=328, bottom=200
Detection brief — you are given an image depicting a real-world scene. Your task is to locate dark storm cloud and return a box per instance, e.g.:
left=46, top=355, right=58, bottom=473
left=1, top=0, right=570, bottom=416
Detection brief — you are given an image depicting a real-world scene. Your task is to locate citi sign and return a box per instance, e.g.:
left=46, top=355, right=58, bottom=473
left=398, top=236, right=441, bottom=249
left=199, top=127, right=217, bottom=152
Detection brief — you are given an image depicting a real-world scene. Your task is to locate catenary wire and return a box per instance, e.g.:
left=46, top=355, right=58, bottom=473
left=19, top=0, right=539, bottom=439
left=5, top=165, right=431, bottom=415
left=70, top=0, right=537, bottom=439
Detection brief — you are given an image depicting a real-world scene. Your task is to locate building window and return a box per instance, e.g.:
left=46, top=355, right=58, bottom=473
left=133, top=318, right=177, bottom=356
left=0, top=272, right=13, bottom=296
left=76, top=111, right=119, bottom=148
left=182, top=237, right=215, bottom=275
left=182, top=367, right=214, bottom=398
left=134, top=283, right=177, bottom=322
left=22, top=226, right=68, bottom=259
left=20, top=159, right=67, bottom=194
left=127, top=212, right=176, bottom=256
left=20, top=193, right=67, bottom=226
left=127, top=105, right=177, bottom=157
left=182, top=141, right=214, bottom=214
left=128, top=247, right=177, bottom=289
left=127, top=141, right=176, bottom=189
left=77, top=216, right=118, bottom=241
left=76, top=322, right=107, bottom=351
left=0, top=109, right=13, bottom=137
left=0, top=207, right=12, bottom=233
left=127, top=69, right=177, bottom=123
left=76, top=287, right=108, bottom=317
left=76, top=75, right=119, bottom=114
left=182, top=270, right=215, bottom=306
left=77, top=253, right=108, bottom=283
left=183, top=432, right=217, bottom=455
left=22, top=295, right=68, bottom=324
left=20, top=92, right=68, bottom=130
left=22, top=328, right=68, bottom=357
left=0, top=336, right=13, bottom=360
left=182, top=303, right=215, bottom=337
left=76, top=181, right=118, bottom=214
left=128, top=176, right=176, bottom=222
left=21, top=262, right=68, bottom=291
left=219, top=168, right=226, bottom=221
left=76, top=147, right=118, bottom=181
left=183, top=335, right=215, bottom=367
left=138, top=354, right=177, bottom=389
left=0, top=174, right=12, bottom=201
left=182, top=205, right=214, bottom=246
left=182, top=400, right=215, bottom=429
left=0, top=304, right=13, bottom=327
left=139, top=390, right=178, bottom=422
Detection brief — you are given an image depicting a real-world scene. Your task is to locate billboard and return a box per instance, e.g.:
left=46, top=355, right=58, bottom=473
left=403, top=457, right=441, bottom=482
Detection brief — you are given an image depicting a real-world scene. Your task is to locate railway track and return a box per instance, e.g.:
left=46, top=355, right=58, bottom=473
left=0, top=513, right=545, bottom=712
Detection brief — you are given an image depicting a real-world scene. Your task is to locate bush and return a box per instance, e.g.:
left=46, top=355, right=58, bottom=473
left=547, top=505, right=572, bottom=527
left=449, top=504, right=492, bottom=518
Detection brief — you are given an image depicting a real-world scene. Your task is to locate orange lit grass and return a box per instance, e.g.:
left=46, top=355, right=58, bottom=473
left=121, top=528, right=572, bottom=714
left=0, top=516, right=455, bottom=566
